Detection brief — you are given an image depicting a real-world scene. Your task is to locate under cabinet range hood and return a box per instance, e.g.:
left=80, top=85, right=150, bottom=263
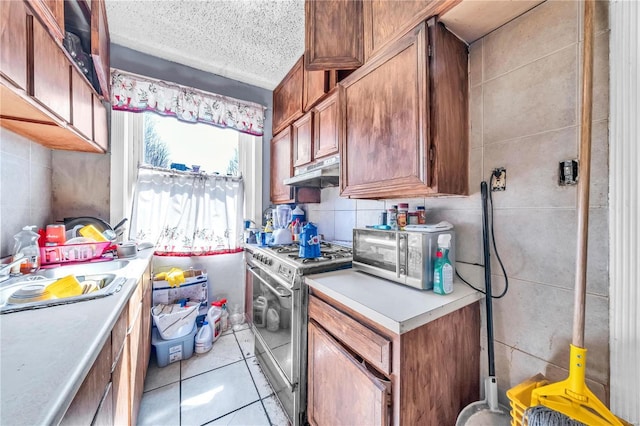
left=284, top=155, right=340, bottom=188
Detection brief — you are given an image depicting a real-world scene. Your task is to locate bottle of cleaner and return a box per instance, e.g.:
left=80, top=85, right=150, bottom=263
left=11, top=226, right=41, bottom=274
left=195, top=320, right=213, bottom=353
left=212, top=299, right=229, bottom=332
left=433, top=234, right=454, bottom=295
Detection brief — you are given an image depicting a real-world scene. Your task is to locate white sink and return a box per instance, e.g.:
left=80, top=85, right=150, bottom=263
left=37, top=260, right=130, bottom=279
left=0, top=273, right=127, bottom=314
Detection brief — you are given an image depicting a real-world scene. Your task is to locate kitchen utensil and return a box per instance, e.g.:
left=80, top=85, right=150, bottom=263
left=116, top=242, right=137, bottom=258
left=272, top=205, right=293, bottom=245
left=455, top=182, right=510, bottom=426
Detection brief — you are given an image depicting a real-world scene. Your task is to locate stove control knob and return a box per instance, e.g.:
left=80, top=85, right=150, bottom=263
left=267, top=259, right=272, bottom=265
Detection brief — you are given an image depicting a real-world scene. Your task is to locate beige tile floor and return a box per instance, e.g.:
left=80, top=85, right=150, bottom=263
left=138, top=324, right=290, bottom=426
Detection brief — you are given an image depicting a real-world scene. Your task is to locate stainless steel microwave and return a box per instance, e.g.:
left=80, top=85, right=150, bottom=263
left=352, top=224, right=455, bottom=290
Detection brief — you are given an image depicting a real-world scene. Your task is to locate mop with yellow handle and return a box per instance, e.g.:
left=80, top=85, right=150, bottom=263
left=521, top=1, right=628, bottom=425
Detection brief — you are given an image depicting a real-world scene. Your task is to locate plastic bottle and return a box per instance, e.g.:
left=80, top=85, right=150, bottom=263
left=212, top=299, right=229, bottom=332
left=195, top=320, right=213, bottom=353
left=388, top=206, right=398, bottom=230
left=433, top=234, right=454, bottom=295
left=207, top=305, right=222, bottom=343
left=12, top=226, right=41, bottom=274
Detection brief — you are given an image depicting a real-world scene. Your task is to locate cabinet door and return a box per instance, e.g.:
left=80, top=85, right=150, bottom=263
left=92, top=382, right=113, bottom=426
left=32, top=14, right=71, bottom=122
left=303, top=68, right=327, bottom=112
left=28, top=0, right=65, bottom=42
left=313, top=90, right=339, bottom=160
left=112, top=320, right=130, bottom=426
left=61, top=337, right=113, bottom=425
left=270, top=127, right=294, bottom=204
left=292, top=112, right=313, bottom=167
left=0, top=0, right=28, bottom=90
left=129, top=302, right=143, bottom=426
left=307, top=321, right=390, bottom=426
left=141, top=274, right=152, bottom=382
left=340, top=22, right=429, bottom=199
left=362, top=0, right=456, bottom=61
left=91, top=0, right=110, bottom=98
left=273, top=56, right=304, bottom=135
left=71, top=66, right=94, bottom=139
left=93, top=94, right=109, bottom=151
left=305, top=0, right=363, bottom=71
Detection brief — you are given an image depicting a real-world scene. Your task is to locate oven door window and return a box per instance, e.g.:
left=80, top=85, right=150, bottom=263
left=248, top=266, right=295, bottom=383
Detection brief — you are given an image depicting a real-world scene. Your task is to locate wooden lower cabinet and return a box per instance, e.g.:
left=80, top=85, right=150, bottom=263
left=62, top=266, right=152, bottom=426
left=308, top=321, right=391, bottom=426
left=307, top=291, right=480, bottom=426
left=60, top=336, right=112, bottom=425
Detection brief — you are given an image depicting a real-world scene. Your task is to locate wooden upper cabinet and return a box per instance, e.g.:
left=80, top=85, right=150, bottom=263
left=32, top=14, right=71, bottom=122
left=305, top=0, right=363, bottom=71
left=362, top=0, right=459, bottom=61
left=273, top=56, right=304, bottom=135
left=340, top=18, right=468, bottom=199
left=91, top=0, right=110, bottom=98
left=0, top=0, right=28, bottom=91
left=28, top=0, right=65, bottom=42
left=313, top=89, right=339, bottom=160
left=303, top=68, right=328, bottom=112
left=292, top=112, right=314, bottom=167
left=71, top=65, right=94, bottom=139
left=270, top=127, right=294, bottom=204
left=93, top=95, right=108, bottom=151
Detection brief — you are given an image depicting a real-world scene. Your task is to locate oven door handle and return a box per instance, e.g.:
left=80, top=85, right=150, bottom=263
left=248, top=267, right=292, bottom=298
left=253, top=324, right=296, bottom=392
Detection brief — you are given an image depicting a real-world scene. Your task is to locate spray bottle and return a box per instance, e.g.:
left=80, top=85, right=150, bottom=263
left=433, top=234, right=453, bottom=295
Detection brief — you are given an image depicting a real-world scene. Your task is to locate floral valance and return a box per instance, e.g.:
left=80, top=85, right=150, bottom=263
left=110, top=69, right=265, bottom=136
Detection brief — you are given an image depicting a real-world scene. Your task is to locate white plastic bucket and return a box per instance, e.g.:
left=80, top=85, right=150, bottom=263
left=207, top=306, right=222, bottom=343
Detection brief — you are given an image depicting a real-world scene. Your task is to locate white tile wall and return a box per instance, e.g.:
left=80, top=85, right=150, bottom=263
left=0, top=129, right=53, bottom=258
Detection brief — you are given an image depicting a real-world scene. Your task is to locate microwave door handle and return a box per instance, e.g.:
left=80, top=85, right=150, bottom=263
left=248, top=267, right=292, bottom=298
left=396, top=233, right=401, bottom=278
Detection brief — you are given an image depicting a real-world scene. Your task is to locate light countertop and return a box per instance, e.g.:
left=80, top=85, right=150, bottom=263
left=0, top=249, right=153, bottom=426
left=305, top=269, right=482, bottom=334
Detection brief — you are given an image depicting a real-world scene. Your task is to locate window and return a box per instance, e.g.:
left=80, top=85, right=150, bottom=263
left=142, top=112, right=240, bottom=175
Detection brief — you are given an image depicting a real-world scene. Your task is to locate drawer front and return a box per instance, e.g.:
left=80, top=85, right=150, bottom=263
left=308, top=295, right=391, bottom=375
left=111, top=307, right=128, bottom=368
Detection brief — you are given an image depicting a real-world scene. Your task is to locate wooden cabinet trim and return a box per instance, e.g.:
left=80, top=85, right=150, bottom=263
left=270, top=127, right=294, bottom=204
left=91, top=0, right=111, bottom=98
left=307, top=321, right=391, bottom=426
left=309, top=295, right=391, bottom=375
left=28, top=0, right=64, bottom=42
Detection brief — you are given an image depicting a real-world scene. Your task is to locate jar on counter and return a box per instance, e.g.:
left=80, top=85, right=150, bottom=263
left=408, top=212, right=419, bottom=225
left=417, top=206, right=426, bottom=224
left=388, top=205, right=398, bottom=230
left=397, top=203, right=409, bottom=230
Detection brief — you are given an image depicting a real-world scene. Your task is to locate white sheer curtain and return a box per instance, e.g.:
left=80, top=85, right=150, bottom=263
left=129, top=168, right=244, bottom=256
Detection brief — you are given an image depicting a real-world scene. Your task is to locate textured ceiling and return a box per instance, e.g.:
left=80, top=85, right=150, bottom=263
left=105, top=0, right=305, bottom=90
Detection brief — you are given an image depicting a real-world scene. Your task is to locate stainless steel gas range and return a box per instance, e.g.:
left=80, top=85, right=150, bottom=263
left=244, top=242, right=352, bottom=425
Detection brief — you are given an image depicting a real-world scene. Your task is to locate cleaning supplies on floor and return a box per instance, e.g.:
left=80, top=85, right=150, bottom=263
left=194, top=320, right=213, bottom=354
left=212, top=299, right=229, bottom=332
left=207, top=304, right=222, bottom=343
left=433, top=234, right=453, bottom=295
left=152, top=302, right=199, bottom=340
left=11, top=226, right=41, bottom=274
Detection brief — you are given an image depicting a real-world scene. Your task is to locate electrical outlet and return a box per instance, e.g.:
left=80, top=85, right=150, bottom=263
left=491, top=168, right=506, bottom=191
left=559, top=159, right=579, bottom=185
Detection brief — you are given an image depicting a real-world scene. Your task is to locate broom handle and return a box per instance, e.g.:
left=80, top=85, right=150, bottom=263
left=573, top=0, right=595, bottom=348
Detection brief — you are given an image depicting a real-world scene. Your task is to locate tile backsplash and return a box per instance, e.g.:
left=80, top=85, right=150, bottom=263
left=304, top=0, right=610, bottom=404
left=0, top=129, right=53, bottom=258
